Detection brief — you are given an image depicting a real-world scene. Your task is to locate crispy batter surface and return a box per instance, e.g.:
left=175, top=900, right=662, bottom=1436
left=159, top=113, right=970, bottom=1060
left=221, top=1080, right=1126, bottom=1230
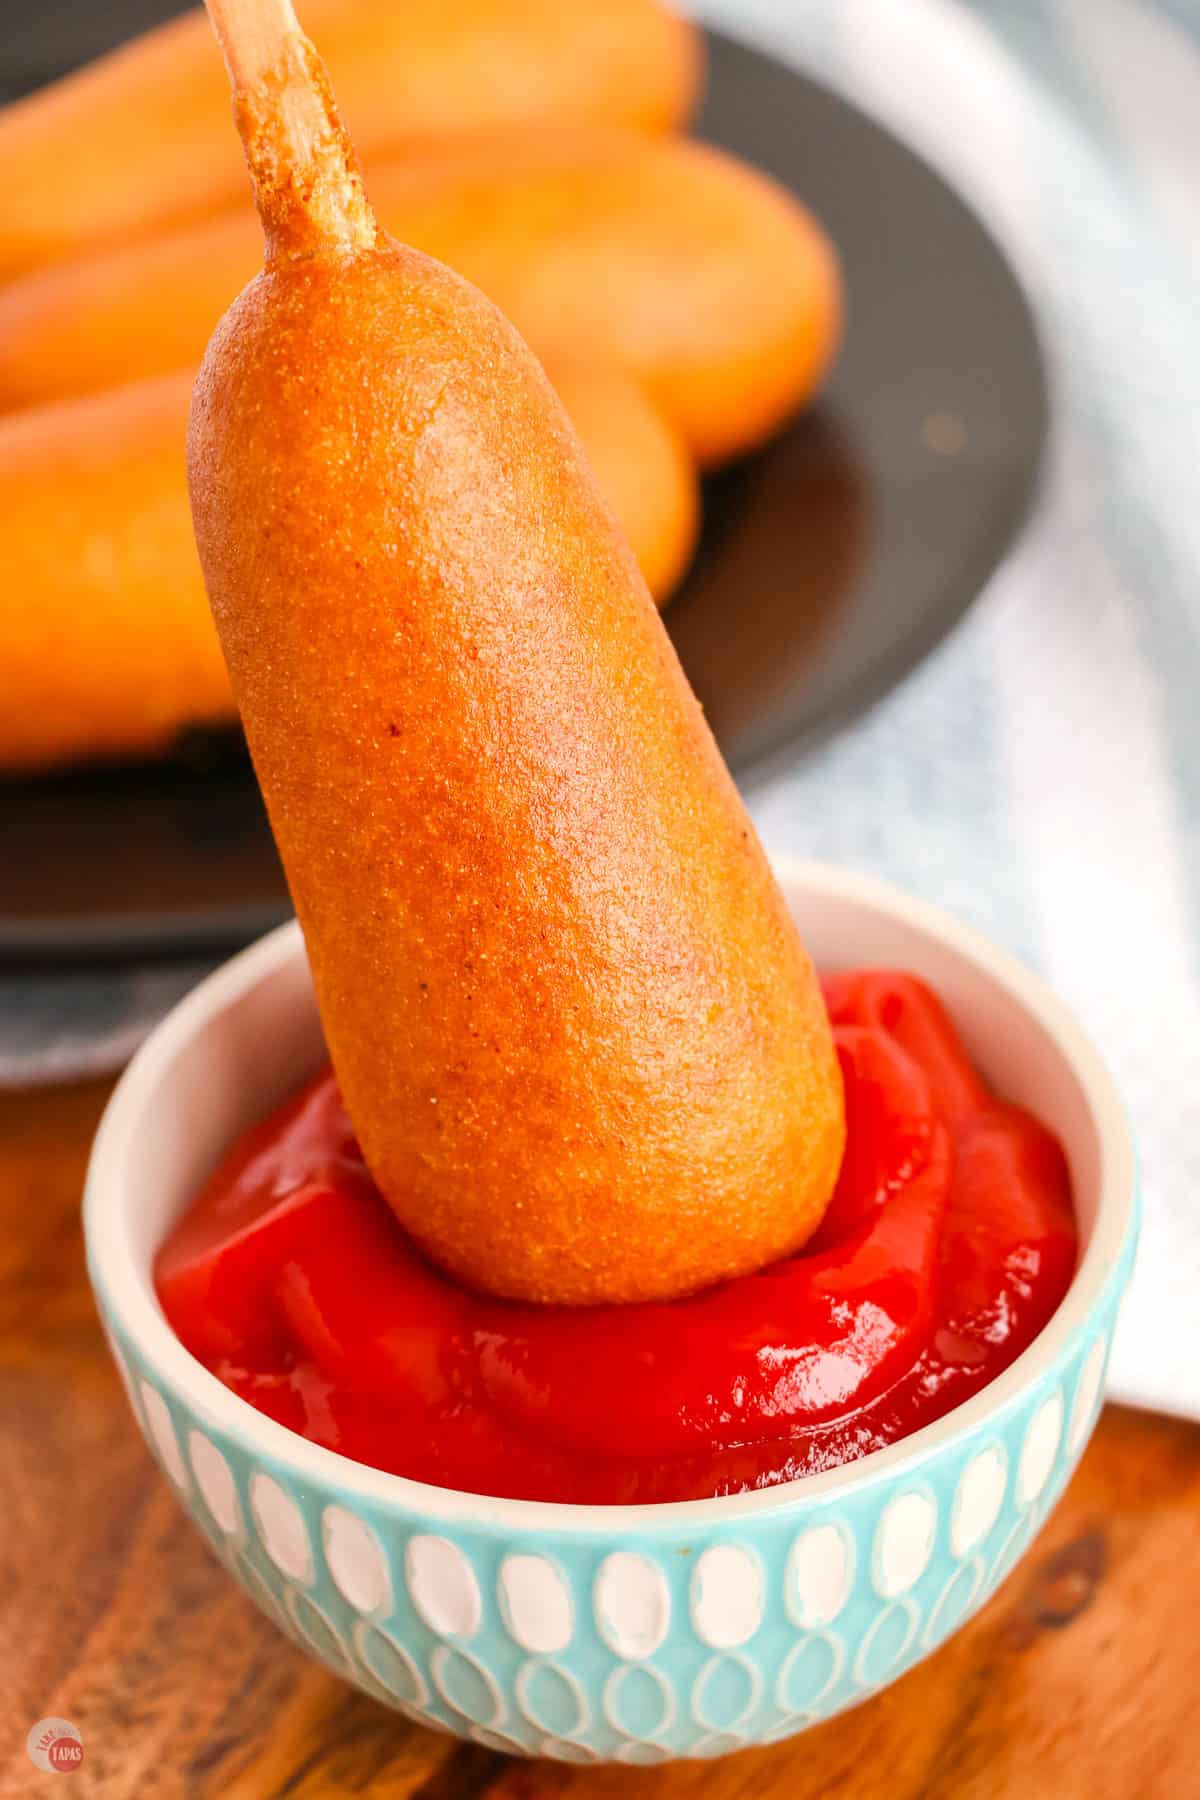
left=188, top=242, right=844, bottom=1304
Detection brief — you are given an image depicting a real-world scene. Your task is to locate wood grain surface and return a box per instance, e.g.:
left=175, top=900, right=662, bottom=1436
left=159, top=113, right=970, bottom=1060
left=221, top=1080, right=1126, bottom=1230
left=1, top=1077, right=1196, bottom=1799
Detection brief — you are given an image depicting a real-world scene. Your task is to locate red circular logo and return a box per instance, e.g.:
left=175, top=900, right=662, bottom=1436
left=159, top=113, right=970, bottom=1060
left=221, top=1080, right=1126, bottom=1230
left=48, top=1737, right=85, bottom=1772
left=27, top=1721, right=85, bottom=1775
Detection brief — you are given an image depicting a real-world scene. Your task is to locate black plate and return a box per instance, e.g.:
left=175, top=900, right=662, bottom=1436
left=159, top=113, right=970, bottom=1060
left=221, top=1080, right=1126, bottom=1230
left=0, top=15, right=1048, bottom=961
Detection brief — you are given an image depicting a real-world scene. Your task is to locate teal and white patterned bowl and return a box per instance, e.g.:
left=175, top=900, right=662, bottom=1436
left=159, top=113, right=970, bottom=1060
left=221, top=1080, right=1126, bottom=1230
left=84, top=860, right=1137, bottom=1763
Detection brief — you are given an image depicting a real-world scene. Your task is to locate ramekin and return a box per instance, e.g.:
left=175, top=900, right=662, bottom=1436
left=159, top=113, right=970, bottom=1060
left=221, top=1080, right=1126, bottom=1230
left=84, top=860, right=1137, bottom=1762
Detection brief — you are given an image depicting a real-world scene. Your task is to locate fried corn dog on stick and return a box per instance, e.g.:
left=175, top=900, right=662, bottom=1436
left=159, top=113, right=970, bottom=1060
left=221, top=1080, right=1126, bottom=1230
left=188, top=0, right=843, bottom=1305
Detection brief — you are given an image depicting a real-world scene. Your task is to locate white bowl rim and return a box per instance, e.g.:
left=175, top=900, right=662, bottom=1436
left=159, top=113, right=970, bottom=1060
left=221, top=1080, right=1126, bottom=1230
left=85, top=858, right=1136, bottom=1533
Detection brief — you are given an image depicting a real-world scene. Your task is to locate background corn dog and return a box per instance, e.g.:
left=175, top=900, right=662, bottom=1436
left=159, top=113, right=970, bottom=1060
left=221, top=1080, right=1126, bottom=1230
left=375, top=132, right=841, bottom=465
left=0, top=0, right=699, bottom=279
left=188, top=0, right=843, bottom=1305
left=0, top=129, right=841, bottom=465
left=0, top=377, right=231, bottom=773
left=545, top=359, right=699, bottom=601
left=0, top=362, right=697, bottom=774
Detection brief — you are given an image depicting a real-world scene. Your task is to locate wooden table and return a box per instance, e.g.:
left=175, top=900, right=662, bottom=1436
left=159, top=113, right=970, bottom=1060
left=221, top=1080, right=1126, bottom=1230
left=2, top=1079, right=1196, bottom=1800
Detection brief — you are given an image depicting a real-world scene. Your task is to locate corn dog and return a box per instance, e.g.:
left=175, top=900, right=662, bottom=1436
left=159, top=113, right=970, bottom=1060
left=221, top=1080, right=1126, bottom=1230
left=187, top=0, right=843, bottom=1304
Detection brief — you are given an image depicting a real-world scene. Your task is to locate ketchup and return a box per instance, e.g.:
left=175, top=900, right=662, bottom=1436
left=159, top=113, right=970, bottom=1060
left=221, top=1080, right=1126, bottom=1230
left=156, top=972, right=1077, bottom=1503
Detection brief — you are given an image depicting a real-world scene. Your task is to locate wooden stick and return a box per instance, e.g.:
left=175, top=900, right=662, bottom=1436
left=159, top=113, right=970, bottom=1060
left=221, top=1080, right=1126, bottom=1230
left=205, top=0, right=301, bottom=91
left=202, top=0, right=376, bottom=259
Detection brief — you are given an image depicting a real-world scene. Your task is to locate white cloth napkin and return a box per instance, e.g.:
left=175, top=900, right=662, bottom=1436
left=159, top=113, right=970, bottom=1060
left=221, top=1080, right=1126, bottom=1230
left=697, top=0, right=1200, bottom=1420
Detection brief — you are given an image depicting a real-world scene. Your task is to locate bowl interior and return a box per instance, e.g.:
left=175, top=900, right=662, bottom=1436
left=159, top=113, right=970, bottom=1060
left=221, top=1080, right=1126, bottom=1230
left=115, top=925, right=324, bottom=1276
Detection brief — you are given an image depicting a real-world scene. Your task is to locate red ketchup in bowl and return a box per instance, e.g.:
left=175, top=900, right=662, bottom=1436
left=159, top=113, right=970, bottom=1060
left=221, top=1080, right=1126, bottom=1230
left=156, top=972, right=1077, bottom=1504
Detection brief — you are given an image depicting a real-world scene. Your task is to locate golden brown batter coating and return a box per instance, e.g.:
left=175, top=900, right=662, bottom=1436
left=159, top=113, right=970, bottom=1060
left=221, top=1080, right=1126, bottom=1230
left=189, top=0, right=843, bottom=1304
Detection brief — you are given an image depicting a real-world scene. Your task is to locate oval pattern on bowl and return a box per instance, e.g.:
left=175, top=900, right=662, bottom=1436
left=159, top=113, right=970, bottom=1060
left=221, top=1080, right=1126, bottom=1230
left=690, top=1731, right=748, bottom=1758
left=323, top=1507, right=391, bottom=1615
left=690, top=1546, right=764, bottom=1648
left=286, top=1589, right=349, bottom=1672
left=470, top=1726, right=527, bottom=1755
left=516, top=1659, right=589, bottom=1738
left=1070, top=1337, right=1108, bottom=1451
left=355, top=1622, right=428, bottom=1706
left=691, top=1652, right=762, bottom=1733
left=615, top=1741, right=674, bottom=1765
left=499, top=1554, right=573, bottom=1654
left=406, top=1534, right=481, bottom=1639
left=989, top=1511, right=1038, bottom=1591
left=249, top=1473, right=313, bottom=1585
left=236, top=1555, right=288, bottom=1629
left=188, top=1431, right=241, bottom=1538
left=1018, top=1393, right=1064, bottom=1507
left=950, top=1444, right=1008, bottom=1557
left=140, top=1382, right=187, bottom=1488
left=922, top=1557, right=985, bottom=1648
left=431, top=1644, right=506, bottom=1727
left=854, top=1598, right=920, bottom=1688
left=594, top=1551, right=671, bottom=1659
left=540, top=1736, right=599, bottom=1763
left=94, top=1262, right=1134, bottom=1761
left=873, top=1490, right=937, bottom=1599
left=604, top=1661, right=676, bottom=1742
left=786, top=1522, right=853, bottom=1627
left=776, top=1632, right=843, bottom=1713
